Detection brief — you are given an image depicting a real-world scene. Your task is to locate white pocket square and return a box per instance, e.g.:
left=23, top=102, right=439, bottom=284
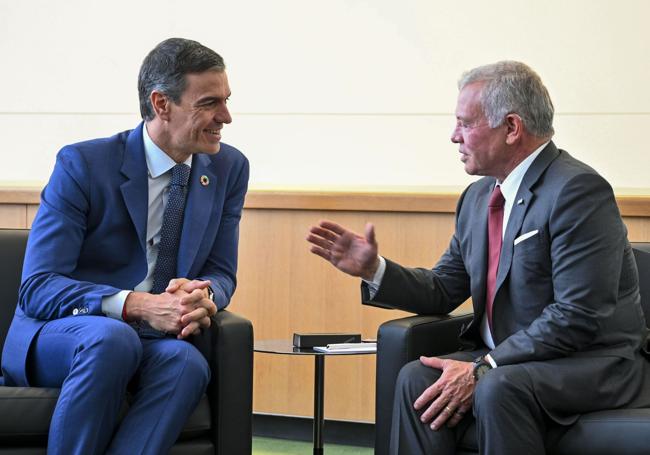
left=514, top=230, right=539, bottom=246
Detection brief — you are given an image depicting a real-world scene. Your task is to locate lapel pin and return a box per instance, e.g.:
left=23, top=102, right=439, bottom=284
left=200, top=175, right=210, bottom=186
left=517, top=198, right=524, bottom=205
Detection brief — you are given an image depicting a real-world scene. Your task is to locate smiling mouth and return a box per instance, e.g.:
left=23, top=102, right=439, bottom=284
left=205, top=129, right=221, bottom=135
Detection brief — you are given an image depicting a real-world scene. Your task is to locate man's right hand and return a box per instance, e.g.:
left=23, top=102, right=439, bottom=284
left=307, top=220, right=380, bottom=281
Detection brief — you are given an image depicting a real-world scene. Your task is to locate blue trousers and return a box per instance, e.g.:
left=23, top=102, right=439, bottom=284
left=27, top=316, right=210, bottom=455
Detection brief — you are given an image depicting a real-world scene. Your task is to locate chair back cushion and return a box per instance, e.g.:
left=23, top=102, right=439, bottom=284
left=0, top=229, right=29, bottom=366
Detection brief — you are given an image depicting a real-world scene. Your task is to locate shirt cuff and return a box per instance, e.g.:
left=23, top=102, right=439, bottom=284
left=102, top=290, right=132, bottom=320
left=485, top=353, right=498, bottom=368
left=362, top=256, right=386, bottom=300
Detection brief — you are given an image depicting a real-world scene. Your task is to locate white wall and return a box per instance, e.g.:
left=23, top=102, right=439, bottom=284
left=1, top=0, right=648, bottom=191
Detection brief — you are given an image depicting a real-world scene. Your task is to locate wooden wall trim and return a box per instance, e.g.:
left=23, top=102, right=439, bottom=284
left=1, top=187, right=648, bottom=216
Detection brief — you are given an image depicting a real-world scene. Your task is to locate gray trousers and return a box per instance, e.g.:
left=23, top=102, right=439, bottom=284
left=390, top=349, right=650, bottom=455
left=390, top=349, right=548, bottom=455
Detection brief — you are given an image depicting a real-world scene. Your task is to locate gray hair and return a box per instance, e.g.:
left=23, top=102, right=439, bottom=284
left=138, top=38, right=226, bottom=121
left=458, top=61, right=554, bottom=138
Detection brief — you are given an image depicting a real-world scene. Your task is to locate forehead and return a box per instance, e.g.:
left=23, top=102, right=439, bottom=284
left=455, top=82, right=485, bottom=119
left=182, top=70, right=230, bottom=99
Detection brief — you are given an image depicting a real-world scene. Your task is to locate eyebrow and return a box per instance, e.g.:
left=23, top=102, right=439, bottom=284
left=196, top=93, right=231, bottom=105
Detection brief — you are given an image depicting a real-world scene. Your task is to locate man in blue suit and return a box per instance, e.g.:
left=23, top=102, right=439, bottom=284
left=1, top=38, right=249, bottom=454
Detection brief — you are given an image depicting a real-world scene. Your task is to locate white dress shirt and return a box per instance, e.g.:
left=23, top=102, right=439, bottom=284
left=101, top=125, right=193, bottom=320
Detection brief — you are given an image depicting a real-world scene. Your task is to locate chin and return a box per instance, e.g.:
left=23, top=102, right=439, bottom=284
left=201, top=143, right=221, bottom=155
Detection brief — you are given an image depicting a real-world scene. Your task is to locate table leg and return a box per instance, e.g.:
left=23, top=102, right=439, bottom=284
left=313, top=355, right=325, bottom=455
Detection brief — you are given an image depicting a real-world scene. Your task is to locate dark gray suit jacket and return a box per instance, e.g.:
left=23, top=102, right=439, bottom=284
left=364, top=142, right=649, bottom=420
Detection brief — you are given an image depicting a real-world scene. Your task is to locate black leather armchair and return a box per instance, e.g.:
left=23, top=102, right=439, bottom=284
left=0, top=229, right=254, bottom=455
left=374, top=243, right=650, bottom=455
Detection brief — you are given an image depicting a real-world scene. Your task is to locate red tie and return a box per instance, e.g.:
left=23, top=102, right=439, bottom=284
left=486, top=185, right=505, bottom=330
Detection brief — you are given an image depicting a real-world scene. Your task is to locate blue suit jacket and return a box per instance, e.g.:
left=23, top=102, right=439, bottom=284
left=1, top=123, right=249, bottom=386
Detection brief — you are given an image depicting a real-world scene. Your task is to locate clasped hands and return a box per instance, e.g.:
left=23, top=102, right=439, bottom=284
left=124, top=278, right=217, bottom=339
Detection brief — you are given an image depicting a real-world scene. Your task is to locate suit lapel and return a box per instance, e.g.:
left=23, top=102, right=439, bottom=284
left=178, top=153, right=217, bottom=277
left=495, top=142, right=560, bottom=291
left=119, top=123, right=148, bottom=254
left=471, top=181, right=494, bottom=318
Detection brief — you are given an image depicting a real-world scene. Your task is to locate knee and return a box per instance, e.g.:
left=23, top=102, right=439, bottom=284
left=81, top=318, right=142, bottom=374
left=181, top=344, right=210, bottom=391
left=158, top=342, right=210, bottom=393
left=474, top=366, right=533, bottom=415
left=395, top=360, right=442, bottom=402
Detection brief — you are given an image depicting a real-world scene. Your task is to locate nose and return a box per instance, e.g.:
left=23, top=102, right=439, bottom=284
left=451, top=124, right=462, bottom=144
left=216, top=104, right=232, bottom=124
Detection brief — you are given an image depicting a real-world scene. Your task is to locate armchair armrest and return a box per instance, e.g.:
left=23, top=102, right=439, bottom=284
left=193, top=309, right=254, bottom=455
left=375, top=312, right=472, bottom=455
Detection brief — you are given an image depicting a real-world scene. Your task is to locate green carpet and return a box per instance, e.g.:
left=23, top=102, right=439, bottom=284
left=252, top=436, right=373, bottom=454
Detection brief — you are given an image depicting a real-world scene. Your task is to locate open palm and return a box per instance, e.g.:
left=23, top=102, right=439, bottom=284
left=307, top=220, right=379, bottom=280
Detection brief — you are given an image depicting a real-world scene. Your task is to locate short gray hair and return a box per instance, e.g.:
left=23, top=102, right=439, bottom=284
left=458, top=61, right=554, bottom=138
left=138, top=38, right=226, bottom=121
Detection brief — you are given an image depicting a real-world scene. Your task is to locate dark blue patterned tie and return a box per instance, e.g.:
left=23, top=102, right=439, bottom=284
left=139, top=163, right=191, bottom=338
left=151, top=163, right=191, bottom=294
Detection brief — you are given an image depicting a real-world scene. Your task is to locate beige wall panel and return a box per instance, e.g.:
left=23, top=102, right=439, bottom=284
left=26, top=205, right=39, bottom=228
left=0, top=205, right=26, bottom=228
left=232, top=208, right=461, bottom=421
left=625, top=217, right=650, bottom=243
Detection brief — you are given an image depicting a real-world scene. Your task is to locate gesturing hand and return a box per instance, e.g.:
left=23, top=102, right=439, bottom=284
left=414, top=357, right=476, bottom=430
left=307, top=220, right=380, bottom=280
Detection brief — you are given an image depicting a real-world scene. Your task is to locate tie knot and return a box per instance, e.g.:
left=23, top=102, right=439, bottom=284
left=488, top=185, right=505, bottom=208
left=170, top=163, right=191, bottom=187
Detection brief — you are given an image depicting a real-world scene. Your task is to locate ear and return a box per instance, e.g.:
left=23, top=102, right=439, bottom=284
left=504, top=113, right=523, bottom=145
left=150, top=91, right=172, bottom=121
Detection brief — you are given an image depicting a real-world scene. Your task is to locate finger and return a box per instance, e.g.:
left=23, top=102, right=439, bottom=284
left=181, top=306, right=209, bottom=325
left=318, top=220, right=347, bottom=236
left=178, top=320, right=201, bottom=339
left=430, top=403, right=455, bottom=430
left=364, top=222, right=376, bottom=245
left=446, top=405, right=470, bottom=428
left=306, top=233, right=333, bottom=250
left=419, top=388, right=457, bottom=422
left=172, top=279, right=211, bottom=292
left=197, top=315, right=211, bottom=329
left=180, top=289, right=206, bottom=306
left=413, top=382, right=443, bottom=410
left=309, top=245, right=332, bottom=261
left=201, top=300, right=217, bottom=317
left=308, top=226, right=339, bottom=242
left=419, top=356, right=444, bottom=370
left=165, top=278, right=187, bottom=293
left=179, top=279, right=211, bottom=293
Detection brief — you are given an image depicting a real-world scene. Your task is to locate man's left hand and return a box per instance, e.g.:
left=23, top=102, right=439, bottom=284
left=166, top=278, right=217, bottom=339
left=414, top=356, right=475, bottom=430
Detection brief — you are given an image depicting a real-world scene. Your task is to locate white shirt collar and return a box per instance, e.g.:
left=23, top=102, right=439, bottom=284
left=498, top=141, right=549, bottom=203
left=142, top=124, right=192, bottom=178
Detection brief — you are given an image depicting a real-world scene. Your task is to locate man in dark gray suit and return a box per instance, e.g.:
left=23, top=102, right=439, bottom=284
left=307, top=61, right=650, bottom=454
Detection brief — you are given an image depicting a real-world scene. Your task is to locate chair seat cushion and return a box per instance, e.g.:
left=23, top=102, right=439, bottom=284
left=0, top=386, right=211, bottom=445
left=458, top=409, right=650, bottom=455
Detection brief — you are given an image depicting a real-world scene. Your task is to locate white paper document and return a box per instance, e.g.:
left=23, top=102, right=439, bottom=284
left=313, top=342, right=377, bottom=353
